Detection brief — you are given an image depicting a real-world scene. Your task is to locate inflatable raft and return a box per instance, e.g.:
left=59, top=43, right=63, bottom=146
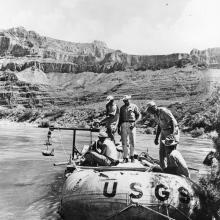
left=60, top=161, right=208, bottom=220
left=44, top=127, right=210, bottom=220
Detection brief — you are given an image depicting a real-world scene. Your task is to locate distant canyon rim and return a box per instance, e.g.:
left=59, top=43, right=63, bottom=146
left=0, top=26, right=219, bottom=135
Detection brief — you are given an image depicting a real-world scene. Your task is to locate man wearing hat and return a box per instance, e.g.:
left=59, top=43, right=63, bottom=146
left=146, top=101, right=179, bottom=169
left=100, top=95, right=119, bottom=143
left=118, top=95, right=141, bottom=163
left=80, top=131, right=119, bottom=166
left=162, top=135, right=189, bottom=177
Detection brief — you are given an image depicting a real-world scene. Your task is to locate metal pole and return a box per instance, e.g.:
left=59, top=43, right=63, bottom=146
left=90, top=131, right=92, bottom=145
left=72, top=130, right=76, bottom=159
left=48, top=126, right=99, bottom=132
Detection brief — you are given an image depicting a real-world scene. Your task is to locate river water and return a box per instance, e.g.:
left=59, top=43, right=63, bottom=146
left=0, top=121, right=213, bottom=220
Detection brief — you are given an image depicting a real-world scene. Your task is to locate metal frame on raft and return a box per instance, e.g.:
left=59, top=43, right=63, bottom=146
left=48, top=126, right=100, bottom=159
left=45, top=126, right=199, bottom=173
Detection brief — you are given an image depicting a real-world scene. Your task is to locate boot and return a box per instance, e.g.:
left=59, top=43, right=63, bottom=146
left=123, top=158, right=128, bottom=163
left=130, top=156, right=135, bottom=163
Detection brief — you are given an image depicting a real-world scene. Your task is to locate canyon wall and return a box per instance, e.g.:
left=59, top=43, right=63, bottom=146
left=190, top=48, right=220, bottom=68
left=0, top=27, right=192, bottom=74
left=1, top=27, right=219, bottom=76
left=0, top=27, right=219, bottom=110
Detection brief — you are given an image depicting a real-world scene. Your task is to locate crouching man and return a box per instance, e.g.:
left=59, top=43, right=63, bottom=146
left=80, top=131, right=119, bottom=166
left=163, top=135, right=190, bottom=178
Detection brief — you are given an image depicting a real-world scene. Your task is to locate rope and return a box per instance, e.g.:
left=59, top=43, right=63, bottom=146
left=166, top=204, right=191, bottom=220
left=105, top=204, right=135, bottom=220
left=140, top=204, right=175, bottom=220
left=105, top=203, right=175, bottom=220
left=165, top=203, right=170, bottom=219
left=105, top=200, right=194, bottom=220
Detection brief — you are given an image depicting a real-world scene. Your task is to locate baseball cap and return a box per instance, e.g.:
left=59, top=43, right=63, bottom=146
left=106, top=95, right=114, bottom=103
left=122, top=95, right=131, bottom=101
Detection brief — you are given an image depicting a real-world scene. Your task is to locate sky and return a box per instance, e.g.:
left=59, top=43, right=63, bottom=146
left=0, top=0, right=220, bottom=55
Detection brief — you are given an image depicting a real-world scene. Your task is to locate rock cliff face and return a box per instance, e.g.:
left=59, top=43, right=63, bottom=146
left=0, top=27, right=110, bottom=60
left=1, top=27, right=220, bottom=75
left=0, top=26, right=219, bottom=115
left=0, top=71, right=48, bottom=107
left=0, top=70, right=72, bottom=108
left=0, top=27, right=193, bottom=74
left=100, top=50, right=190, bottom=72
left=190, top=48, right=220, bottom=68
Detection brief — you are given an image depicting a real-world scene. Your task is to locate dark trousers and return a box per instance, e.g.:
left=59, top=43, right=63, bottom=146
left=106, top=127, right=116, bottom=143
left=84, top=151, right=111, bottom=166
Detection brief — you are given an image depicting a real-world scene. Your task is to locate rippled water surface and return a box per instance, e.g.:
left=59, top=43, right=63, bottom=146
left=0, top=121, right=213, bottom=220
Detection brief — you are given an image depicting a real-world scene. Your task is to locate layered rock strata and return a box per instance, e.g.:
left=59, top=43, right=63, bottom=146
left=0, top=26, right=219, bottom=111
left=0, top=27, right=192, bottom=74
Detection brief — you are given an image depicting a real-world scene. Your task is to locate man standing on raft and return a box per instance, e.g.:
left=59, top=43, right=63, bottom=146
left=146, top=101, right=179, bottom=169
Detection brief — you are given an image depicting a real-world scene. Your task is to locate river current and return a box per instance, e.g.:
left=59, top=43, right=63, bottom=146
left=0, top=121, right=213, bottom=220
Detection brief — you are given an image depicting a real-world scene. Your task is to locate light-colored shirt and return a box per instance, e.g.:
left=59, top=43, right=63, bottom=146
left=100, top=103, right=119, bottom=129
left=106, top=103, right=118, bottom=116
left=156, top=107, right=178, bottom=131
left=104, top=139, right=118, bottom=161
left=119, top=103, right=140, bottom=124
left=167, top=150, right=189, bottom=177
left=90, top=139, right=118, bottom=161
left=106, top=103, right=119, bottom=127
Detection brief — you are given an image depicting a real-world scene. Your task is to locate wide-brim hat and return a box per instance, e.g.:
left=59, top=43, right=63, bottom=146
left=122, top=95, right=131, bottom=101
left=98, top=131, right=108, bottom=138
left=106, top=95, right=114, bottom=103
left=162, top=135, right=178, bottom=147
